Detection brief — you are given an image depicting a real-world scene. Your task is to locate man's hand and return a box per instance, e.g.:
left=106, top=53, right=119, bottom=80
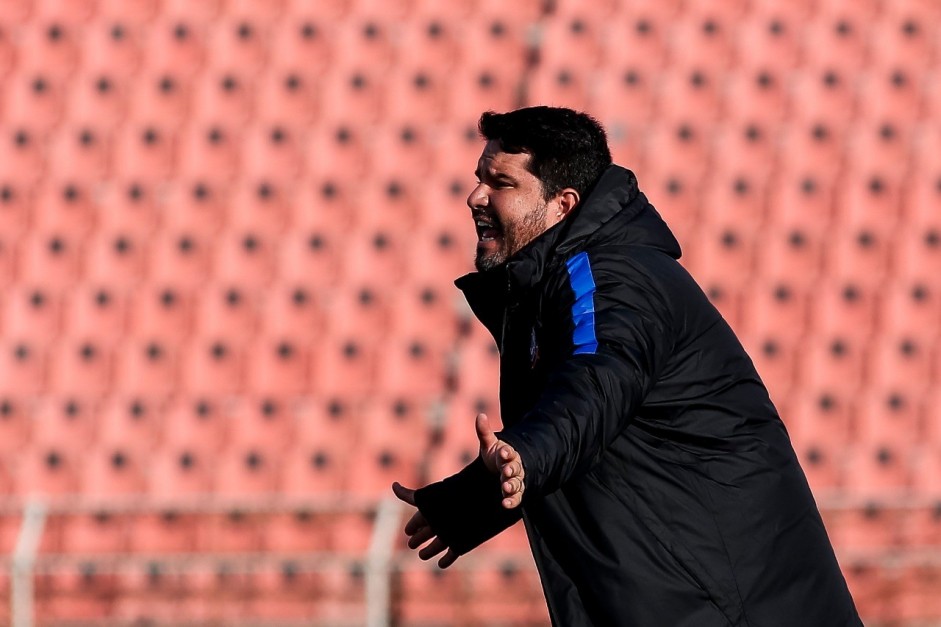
left=476, top=413, right=525, bottom=509
left=391, top=482, right=459, bottom=568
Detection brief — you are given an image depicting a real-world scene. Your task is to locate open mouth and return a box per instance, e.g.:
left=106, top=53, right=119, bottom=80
left=475, top=216, right=501, bottom=242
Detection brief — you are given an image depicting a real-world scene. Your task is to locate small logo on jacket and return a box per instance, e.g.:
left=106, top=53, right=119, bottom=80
left=529, top=327, right=540, bottom=368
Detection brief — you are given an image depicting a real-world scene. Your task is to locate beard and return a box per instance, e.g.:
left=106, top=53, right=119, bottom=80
left=474, top=201, right=548, bottom=272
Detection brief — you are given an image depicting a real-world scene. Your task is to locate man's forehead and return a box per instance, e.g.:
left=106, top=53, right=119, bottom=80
left=479, top=140, right=532, bottom=173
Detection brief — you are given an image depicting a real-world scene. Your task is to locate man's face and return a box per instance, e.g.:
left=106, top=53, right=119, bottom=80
left=467, top=140, right=557, bottom=272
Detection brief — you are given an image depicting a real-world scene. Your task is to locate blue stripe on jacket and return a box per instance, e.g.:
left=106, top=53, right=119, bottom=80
left=565, top=252, right=598, bottom=355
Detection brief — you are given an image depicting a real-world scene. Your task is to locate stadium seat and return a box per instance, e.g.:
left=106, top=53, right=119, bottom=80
left=865, top=334, right=933, bottom=391
left=699, top=167, right=770, bottom=235
left=789, top=67, right=858, bottom=133
left=32, top=180, right=96, bottom=237
left=806, top=279, right=877, bottom=342
left=31, top=395, right=98, bottom=456
left=213, top=228, right=278, bottom=290
left=794, top=439, right=844, bottom=494
left=452, top=333, right=501, bottom=401
left=16, top=19, right=79, bottom=82
left=653, top=66, right=722, bottom=126
left=601, top=6, right=670, bottom=72
left=794, top=334, right=866, bottom=398
left=668, top=8, right=734, bottom=71
left=245, top=336, right=311, bottom=397
left=374, top=336, right=449, bottom=399
left=0, top=180, right=30, bottom=240
left=383, top=62, right=449, bottom=126
left=142, top=17, right=206, bottom=77
left=0, top=122, right=49, bottom=188
left=340, top=226, right=408, bottom=284
left=406, top=222, right=477, bottom=284
left=230, top=396, right=297, bottom=453
left=228, top=179, right=294, bottom=241
left=205, top=14, right=269, bottom=76
left=525, top=61, right=591, bottom=113
left=16, top=441, right=80, bottom=495
left=196, top=508, right=265, bottom=552
left=592, top=64, right=657, bottom=132
left=858, top=64, right=926, bottom=123
left=214, top=444, right=281, bottom=497
left=876, top=282, right=940, bottom=344
left=80, top=17, right=143, bottom=81
left=831, top=503, right=902, bottom=552
left=785, top=387, right=853, bottom=451
left=738, top=332, right=796, bottom=403
left=685, top=224, right=756, bottom=294
left=193, top=283, right=259, bottom=339
left=3, top=284, right=63, bottom=346
left=319, top=63, right=386, bottom=126
left=894, top=222, right=941, bottom=289
left=0, top=395, right=31, bottom=456
left=754, top=222, right=825, bottom=289
left=870, top=1, right=939, bottom=72
left=840, top=560, right=895, bottom=624
left=65, top=68, right=129, bottom=135
left=148, top=444, right=214, bottom=497
left=738, top=281, right=809, bottom=344
left=395, top=566, right=463, bottom=626
left=47, top=122, right=110, bottom=181
left=49, top=337, right=114, bottom=399
left=538, top=12, right=603, bottom=71
left=113, top=335, right=180, bottom=399
left=304, top=120, right=371, bottom=184
left=723, top=68, right=789, bottom=126
left=0, top=338, right=47, bottom=396
left=147, top=228, right=211, bottom=289
left=129, top=284, right=194, bottom=343
left=387, top=281, right=463, bottom=350
left=346, top=415, right=426, bottom=499
left=98, top=396, right=163, bottom=456
left=189, top=68, right=254, bottom=129
left=825, top=220, right=893, bottom=290
left=163, top=397, right=229, bottom=456
left=856, top=386, right=923, bottom=452
left=180, top=335, right=245, bottom=397
left=128, top=510, right=199, bottom=553
left=248, top=562, right=323, bottom=619
left=111, top=119, right=176, bottom=183
left=98, top=180, right=160, bottom=239
left=734, top=8, right=801, bottom=71
left=259, top=283, right=324, bottom=343
left=127, top=69, right=191, bottom=130
left=17, top=230, right=83, bottom=292
left=370, top=123, right=436, bottom=182
left=269, top=10, right=334, bottom=78
left=843, top=443, right=912, bottom=498
left=457, top=16, right=531, bottom=79
left=176, top=121, right=240, bottom=186
left=766, top=167, right=837, bottom=237
left=84, top=229, right=148, bottom=289
left=801, top=8, right=871, bottom=74
left=241, top=124, right=306, bottom=186
left=82, top=442, right=148, bottom=495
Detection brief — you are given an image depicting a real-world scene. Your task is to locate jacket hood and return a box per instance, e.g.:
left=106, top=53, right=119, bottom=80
left=456, top=165, right=682, bottom=306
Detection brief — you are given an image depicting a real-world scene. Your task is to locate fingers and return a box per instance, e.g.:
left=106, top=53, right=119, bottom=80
left=418, top=537, right=448, bottom=561
left=475, top=413, right=498, bottom=452
left=438, top=549, right=459, bottom=569
left=403, top=510, right=427, bottom=536
left=407, top=524, right=435, bottom=550
left=391, top=482, right=417, bottom=506
left=498, top=444, right=524, bottom=508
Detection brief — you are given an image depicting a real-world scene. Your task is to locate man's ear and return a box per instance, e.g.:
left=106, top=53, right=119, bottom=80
left=556, top=188, right=580, bottom=221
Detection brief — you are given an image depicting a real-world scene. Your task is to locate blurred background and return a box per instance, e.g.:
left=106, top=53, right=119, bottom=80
left=0, top=0, right=938, bottom=624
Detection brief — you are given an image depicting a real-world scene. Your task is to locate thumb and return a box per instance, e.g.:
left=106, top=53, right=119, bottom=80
left=475, top=413, right=498, bottom=452
left=391, top=482, right=416, bottom=506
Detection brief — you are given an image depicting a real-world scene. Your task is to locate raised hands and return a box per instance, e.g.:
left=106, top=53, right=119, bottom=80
left=475, top=413, right=526, bottom=509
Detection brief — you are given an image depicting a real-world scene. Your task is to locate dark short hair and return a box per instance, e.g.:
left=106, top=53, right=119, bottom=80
left=478, top=106, right=612, bottom=201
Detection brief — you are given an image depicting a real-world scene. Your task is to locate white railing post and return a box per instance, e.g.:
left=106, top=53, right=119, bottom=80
left=366, top=498, right=401, bottom=627
left=12, top=499, right=47, bottom=627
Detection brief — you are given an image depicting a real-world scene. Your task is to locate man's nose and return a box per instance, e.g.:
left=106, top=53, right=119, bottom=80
left=467, top=183, right=487, bottom=210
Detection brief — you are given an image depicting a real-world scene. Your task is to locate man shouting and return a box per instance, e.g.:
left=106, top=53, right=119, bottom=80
left=393, top=107, right=861, bottom=626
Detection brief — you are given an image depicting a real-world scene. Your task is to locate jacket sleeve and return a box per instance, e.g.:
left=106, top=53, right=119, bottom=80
left=413, top=457, right=522, bottom=555
left=498, top=249, right=674, bottom=498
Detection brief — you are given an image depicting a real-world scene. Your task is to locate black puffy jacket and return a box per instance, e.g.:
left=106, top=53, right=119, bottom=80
left=415, top=165, right=862, bottom=626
